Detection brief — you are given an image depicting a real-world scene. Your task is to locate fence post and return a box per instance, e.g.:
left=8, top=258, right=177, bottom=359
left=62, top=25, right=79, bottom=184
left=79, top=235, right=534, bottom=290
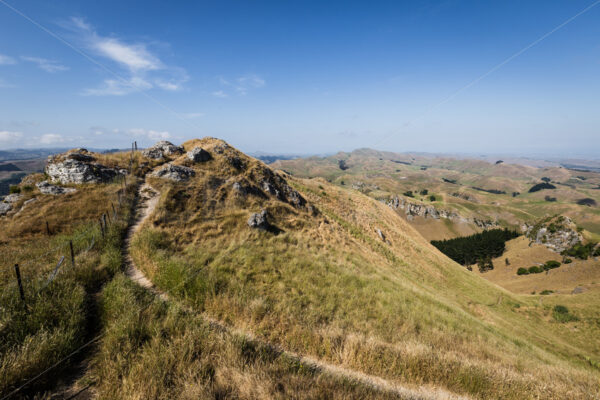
left=100, top=218, right=105, bottom=238
left=134, top=141, right=138, bottom=151
left=46, top=221, right=50, bottom=235
left=70, top=240, right=75, bottom=268
left=14, top=264, right=25, bottom=304
left=103, top=213, right=108, bottom=230
left=111, top=203, right=116, bottom=219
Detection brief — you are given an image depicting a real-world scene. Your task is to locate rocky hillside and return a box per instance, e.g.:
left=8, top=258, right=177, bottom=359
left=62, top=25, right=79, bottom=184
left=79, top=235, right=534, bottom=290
left=522, top=215, right=583, bottom=253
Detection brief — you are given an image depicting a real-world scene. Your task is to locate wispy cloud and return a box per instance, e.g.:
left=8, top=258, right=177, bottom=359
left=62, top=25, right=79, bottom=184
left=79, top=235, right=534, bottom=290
left=39, top=133, right=68, bottom=145
left=0, top=54, right=16, bottom=65
left=127, top=128, right=171, bottom=141
left=64, top=17, right=187, bottom=96
left=212, top=90, right=228, bottom=98
left=217, top=74, right=265, bottom=96
left=0, top=130, right=23, bottom=144
left=21, top=56, right=69, bottom=73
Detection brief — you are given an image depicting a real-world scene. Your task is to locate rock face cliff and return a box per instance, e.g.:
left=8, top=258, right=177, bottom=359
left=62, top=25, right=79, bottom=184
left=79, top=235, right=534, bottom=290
left=384, top=195, right=498, bottom=229
left=522, top=216, right=582, bottom=253
left=46, top=149, right=125, bottom=184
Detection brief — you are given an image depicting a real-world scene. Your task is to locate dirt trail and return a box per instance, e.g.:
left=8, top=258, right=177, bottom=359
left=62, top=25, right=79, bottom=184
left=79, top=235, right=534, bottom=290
left=124, top=180, right=468, bottom=400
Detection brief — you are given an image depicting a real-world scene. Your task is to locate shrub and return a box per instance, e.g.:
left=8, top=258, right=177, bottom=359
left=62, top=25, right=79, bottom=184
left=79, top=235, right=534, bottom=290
left=540, top=290, right=554, bottom=295
left=553, top=305, right=579, bottom=323
left=563, top=258, right=573, bottom=264
left=429, top=195, right=436, bottom=202
left=528, top=266, right=543, bottom=274
left=517, top=268, right=529, bottom=275
left=403, top=191, right=414, bottom=198
left=22, top=185, right=33, bottom=192
left=541, top=177, right=551, bottom=183
left=544, top=196, right=557, bottom=202
left=9, top=185, right=21, bottom=194
left=420, top=189, right=428, bottom=195
left=528, top=182, right=556, bottom=192
left=576, top=198, right=597, bottom=207
left=543, top=260, right=561, bottom=270
left=562, top=242, right=597, bottom=260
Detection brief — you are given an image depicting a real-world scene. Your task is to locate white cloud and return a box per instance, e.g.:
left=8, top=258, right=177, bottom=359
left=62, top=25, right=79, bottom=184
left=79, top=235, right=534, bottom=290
left=127, top=128, right=171, bottom=141
left=0, top=130, right=22, bottom=144
left=21, top=56, right=69, bottom=73
left=66, top=17, right=187, bottom=96
left=83, top=76, right=153, bottom=96
left=217, top=74, right=265, bottom=96
left=212, top=90, right=228, bottom=98
left=39, top=133, right=67, bottom=145
left=0, top=54, right=16, bottom=65
left=94, top=38, right=162, bottom=72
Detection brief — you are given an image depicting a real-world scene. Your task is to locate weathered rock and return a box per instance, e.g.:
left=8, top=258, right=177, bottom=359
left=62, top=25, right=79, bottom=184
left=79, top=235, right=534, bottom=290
left=522, top=216, right=582, bottom=253
left=152, top=164, right=195, bottom=181
left=0, top=202, right=11, bottom=216
left=66, top=149, right=96, bottom=162
left=248, top=210, right=269, bottom=230
left=46, top=157, right=123, bottom=184
left=3, top=193, right=23, bottom=203
left=385, top=195, right=497, bottom=228
left=376, top=228, right=386, bottom=241
left=36, top=181, right=77, bottom=195
left=187, top=147, right=211, bottom=162
left=259, top=169, right=306, bottom=208
left=142, top=141, right=184, bottom=159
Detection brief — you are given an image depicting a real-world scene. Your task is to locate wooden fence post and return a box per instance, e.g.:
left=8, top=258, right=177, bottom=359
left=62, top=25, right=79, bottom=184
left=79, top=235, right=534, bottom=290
left=69, top=240, right=75, bottom=268
left=14, top=264, right=25, bottom=303
left=134, top=141, right=138, bottom=151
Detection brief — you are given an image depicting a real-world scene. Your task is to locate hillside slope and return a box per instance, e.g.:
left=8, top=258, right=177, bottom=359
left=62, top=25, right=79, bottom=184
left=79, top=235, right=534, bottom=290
left=127, top=138, right=599, bottom=399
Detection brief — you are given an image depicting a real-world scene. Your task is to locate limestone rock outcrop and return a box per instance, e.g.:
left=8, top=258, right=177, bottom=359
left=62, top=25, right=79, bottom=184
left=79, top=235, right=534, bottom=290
left=152, top=164, right=195, bottom=181
left=385, top=195, right=497, bottom=229
left=142, top=141, right=184, bottom=160
left=36, top=181, right=77, bottom=195
left=248, top=210, right=269, bottom=230
left=46, top=149, right=125, bottom=184
left=522, top=216, right=582, bottom=253
left=187, top=147, right=211, bottom=162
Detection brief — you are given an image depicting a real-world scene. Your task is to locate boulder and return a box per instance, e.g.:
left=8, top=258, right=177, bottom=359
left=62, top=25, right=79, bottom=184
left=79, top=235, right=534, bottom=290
left=36, top=181, right=77, bottom=195
left=3, top=193, right=23, bottom=203
left=142, top=141, right=184, bottom=159
left=248, top=210, right=269, bottom=230
left=46, top=156, right=124, bottom=184
left=0, top=202, right=11, bottom=216
left=187, top=147, right=212, bottom=162
left=152, top=164, right=195, bottom=181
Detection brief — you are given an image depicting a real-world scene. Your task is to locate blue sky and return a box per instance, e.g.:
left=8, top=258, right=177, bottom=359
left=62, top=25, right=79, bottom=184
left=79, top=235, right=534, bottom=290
left=0, top=0, right=599, bottom=156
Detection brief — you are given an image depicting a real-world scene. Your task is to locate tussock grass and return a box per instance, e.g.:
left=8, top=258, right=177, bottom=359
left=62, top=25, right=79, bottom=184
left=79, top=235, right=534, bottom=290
left=92, top=275, right=405, bottom=399
left=128, top=139, right=600, bottom=399
left=0, top=156, right=137, bottom=396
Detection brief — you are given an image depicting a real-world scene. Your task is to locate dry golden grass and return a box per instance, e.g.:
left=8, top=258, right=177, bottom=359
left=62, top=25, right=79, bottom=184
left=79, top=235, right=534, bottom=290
left=474, top=237, right=600, bottom=295
left=128, top=138, right=600, bottom=399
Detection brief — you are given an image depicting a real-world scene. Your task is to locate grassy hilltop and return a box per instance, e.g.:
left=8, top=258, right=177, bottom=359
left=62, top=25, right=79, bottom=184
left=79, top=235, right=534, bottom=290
left=1, top=139, right=599, bottom=399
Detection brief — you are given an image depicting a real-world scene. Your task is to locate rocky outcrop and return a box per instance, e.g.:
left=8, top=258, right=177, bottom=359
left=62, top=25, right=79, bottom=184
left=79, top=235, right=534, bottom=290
left=187, top=147, right=211, bottom=162
left=248, top=210, right=269, bottom=230
left=522, top=216, right=582, bottom=253
left=142, top=141, right=184, bottom=160
left=46, top=149, right=125, bottom=184
left=152, top=164, right=195, bottom=181
left=385, top=195, right=497, bottom=228
left=450, top=192, right=478, bottom=203
left=0, top=201, right=11, bottom=216
left=36, top=181, right=77, bottom=195
left=260, top=169, right=306, bottom=208
left=3, top=193, right=23, bottom=203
